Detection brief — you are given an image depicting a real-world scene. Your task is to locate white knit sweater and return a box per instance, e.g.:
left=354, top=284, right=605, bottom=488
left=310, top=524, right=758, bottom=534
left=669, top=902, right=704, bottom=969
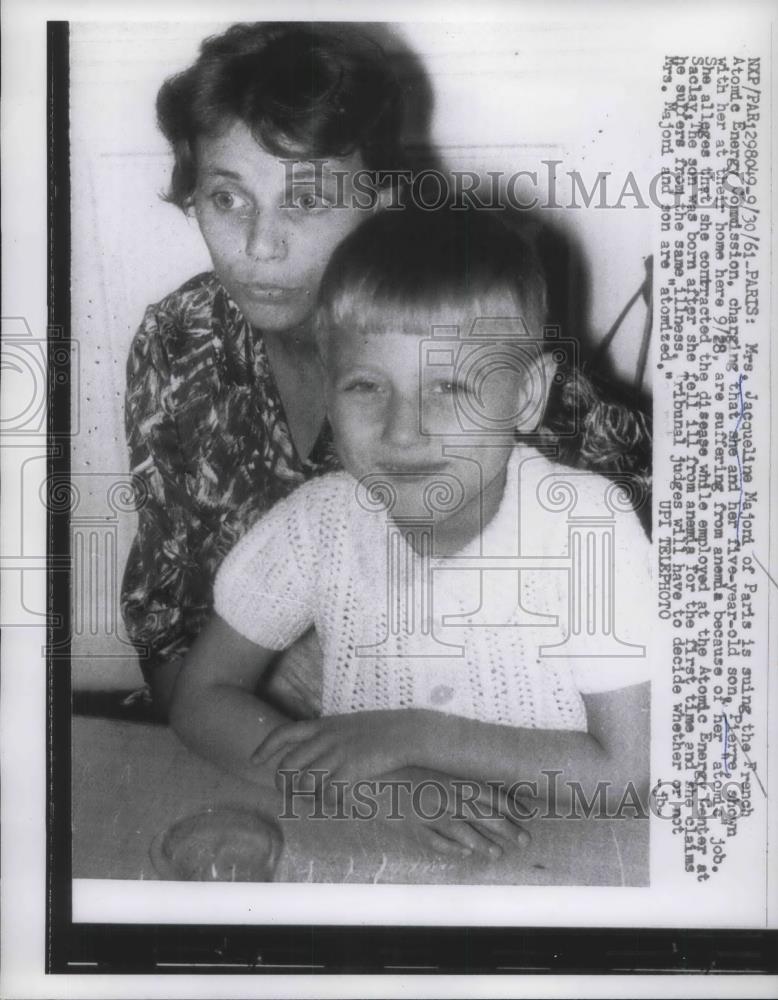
left=214, top=446, right=652, bottom=730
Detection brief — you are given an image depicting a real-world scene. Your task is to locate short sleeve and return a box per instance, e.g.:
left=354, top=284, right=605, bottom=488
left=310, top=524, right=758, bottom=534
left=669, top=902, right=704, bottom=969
left=213, top=487, right=318, bottom=650
left=570, top=503, right=654, bottom=695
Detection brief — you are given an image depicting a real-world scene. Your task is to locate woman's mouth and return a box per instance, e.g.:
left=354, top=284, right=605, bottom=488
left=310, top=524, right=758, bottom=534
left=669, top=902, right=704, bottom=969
left=237, top=283, right=301, bottom=303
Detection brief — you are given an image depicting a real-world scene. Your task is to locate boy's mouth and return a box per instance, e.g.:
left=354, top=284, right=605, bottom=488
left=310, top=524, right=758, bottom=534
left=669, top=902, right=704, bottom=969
left=378, top=461, right=450, bottom=475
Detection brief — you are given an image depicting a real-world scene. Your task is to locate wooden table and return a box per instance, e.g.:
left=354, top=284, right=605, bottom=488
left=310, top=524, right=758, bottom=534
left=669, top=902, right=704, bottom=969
left=72, top=716, right=648, bottom=886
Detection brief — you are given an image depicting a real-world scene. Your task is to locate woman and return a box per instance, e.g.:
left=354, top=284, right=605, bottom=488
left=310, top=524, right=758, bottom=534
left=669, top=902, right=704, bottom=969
left=121, top=22, right=415, bottom=717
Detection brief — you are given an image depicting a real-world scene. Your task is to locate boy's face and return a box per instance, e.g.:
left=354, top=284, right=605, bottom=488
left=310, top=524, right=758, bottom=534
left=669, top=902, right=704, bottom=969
left=193, top=120, right=375, bottom=334
left=325, top=319, right=550, bottom=530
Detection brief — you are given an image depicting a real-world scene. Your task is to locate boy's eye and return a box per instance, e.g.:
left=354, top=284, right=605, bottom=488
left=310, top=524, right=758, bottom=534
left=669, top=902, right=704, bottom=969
left=430, top=379, right=469, bottom=396
left=342, top=378, right=382, bottom=393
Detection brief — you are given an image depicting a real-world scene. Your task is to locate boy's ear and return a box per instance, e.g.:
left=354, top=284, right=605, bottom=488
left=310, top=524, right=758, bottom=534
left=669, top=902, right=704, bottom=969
left=515, top=349, right=558, bottom=432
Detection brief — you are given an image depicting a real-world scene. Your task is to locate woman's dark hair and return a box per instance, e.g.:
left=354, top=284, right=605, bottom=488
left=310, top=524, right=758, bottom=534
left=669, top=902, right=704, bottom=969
left=317, top=205, right=652, bottom=529
left=157, top=22, right=407, bottom=209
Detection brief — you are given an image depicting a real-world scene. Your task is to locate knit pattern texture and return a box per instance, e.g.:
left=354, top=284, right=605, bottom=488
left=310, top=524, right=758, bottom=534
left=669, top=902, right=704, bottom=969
left=214, top=447, right=652, bottom=730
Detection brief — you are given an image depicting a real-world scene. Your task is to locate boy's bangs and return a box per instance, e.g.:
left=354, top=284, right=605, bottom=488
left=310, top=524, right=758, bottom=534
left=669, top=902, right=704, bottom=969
left=315, top=207, right=550, bottom=356
left=325, top=279, right=535, bottom=341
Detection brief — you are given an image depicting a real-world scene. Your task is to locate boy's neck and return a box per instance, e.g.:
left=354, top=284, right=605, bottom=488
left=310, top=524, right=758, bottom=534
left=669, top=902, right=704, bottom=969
left=400, top=464, right=509, bottom=559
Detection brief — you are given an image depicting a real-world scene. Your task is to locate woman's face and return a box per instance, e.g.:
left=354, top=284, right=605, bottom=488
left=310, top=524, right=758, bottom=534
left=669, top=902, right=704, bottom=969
left=193, top=120, right=375, bottom=333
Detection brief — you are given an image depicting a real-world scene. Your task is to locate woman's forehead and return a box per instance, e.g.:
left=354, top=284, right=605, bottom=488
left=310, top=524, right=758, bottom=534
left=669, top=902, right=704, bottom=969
left=195, top=120, right=364, bottom=181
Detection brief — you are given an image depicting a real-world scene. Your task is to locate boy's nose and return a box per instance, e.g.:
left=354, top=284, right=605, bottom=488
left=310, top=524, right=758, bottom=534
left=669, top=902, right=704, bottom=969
left=382, top=394, right=422, bottom=449
left=245, top=212, right=288, bottom=262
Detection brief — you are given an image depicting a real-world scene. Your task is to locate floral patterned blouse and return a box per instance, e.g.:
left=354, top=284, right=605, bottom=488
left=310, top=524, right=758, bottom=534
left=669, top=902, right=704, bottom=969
left=120, top=271, right=339, bottom=679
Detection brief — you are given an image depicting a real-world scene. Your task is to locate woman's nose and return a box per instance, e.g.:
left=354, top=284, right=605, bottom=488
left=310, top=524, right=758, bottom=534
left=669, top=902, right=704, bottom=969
left=245, top=212, right=288, bottom=262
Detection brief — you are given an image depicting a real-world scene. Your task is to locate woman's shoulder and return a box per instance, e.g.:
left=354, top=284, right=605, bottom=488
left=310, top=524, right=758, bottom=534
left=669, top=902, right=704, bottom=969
left=138, top=272, right=222, bottom=340
left=128, top=272, right=230, bottom=379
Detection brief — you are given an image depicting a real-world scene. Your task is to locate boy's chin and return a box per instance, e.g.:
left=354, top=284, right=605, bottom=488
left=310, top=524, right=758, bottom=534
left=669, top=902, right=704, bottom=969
left=372, top=484, right=468, bottom=522
left=349, top=470, right=421, bottom=516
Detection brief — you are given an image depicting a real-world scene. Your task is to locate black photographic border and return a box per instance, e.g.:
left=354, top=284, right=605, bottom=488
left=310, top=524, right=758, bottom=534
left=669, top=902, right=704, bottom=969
left=46, top=17, right=777, bottom=978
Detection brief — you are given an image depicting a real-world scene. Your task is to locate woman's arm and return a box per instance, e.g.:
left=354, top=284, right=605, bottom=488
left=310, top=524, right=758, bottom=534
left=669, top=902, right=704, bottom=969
left=121, top=306, right=211, bottom=716
left=121, top=301, right=325, bottom=723
left=255, top=683, right=650, bottom=812
left=169, top=613, right=292, bottom=785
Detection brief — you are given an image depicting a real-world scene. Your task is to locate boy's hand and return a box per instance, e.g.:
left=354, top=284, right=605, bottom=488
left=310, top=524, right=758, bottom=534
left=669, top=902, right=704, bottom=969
left=251, top=710, right=416, bottom=785
left=251, top=711, right=533, bottom=863
left=391, top=766, right=532, bottom=862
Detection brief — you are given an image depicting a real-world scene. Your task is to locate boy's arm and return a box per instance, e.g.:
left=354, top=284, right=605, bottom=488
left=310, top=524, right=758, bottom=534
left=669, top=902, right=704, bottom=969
left=412, top=682, right=650, bottom=811
left=170, top=613, right=292, bottom=785
left=256, top=683, right=650, bottom=811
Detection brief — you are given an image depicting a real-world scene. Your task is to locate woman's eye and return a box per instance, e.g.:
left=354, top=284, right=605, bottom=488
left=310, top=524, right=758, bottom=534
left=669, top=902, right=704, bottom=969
left=210, top=190, right=252, bottom=214
left=294, top=191, right=332, bottom=212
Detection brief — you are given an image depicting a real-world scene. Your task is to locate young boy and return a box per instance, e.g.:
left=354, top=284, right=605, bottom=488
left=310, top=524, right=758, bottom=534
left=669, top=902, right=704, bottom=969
left=171, top=208, right=651, bottom=854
